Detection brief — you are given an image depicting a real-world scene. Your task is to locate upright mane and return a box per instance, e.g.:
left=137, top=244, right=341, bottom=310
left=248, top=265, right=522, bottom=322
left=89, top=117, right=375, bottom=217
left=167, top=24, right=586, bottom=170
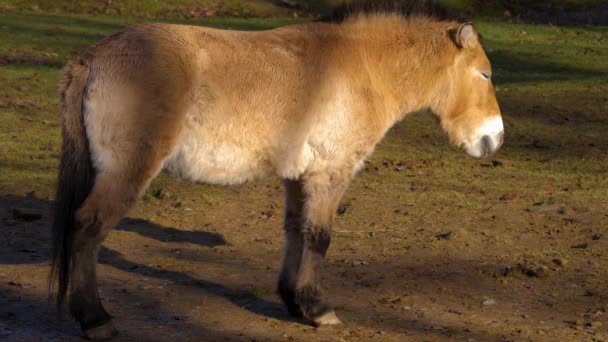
left=318, top=0, right=468, bottom=23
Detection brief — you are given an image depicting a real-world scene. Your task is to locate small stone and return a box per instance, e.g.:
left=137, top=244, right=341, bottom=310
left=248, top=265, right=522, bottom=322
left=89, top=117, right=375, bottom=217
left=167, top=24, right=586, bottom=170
left=352, top=260, right=369, bottom=266
left=252, top=237, right=272, bottom=245
left=393, top=163, right=408, bottom=171
left=482, top=299, right=496, bottom=306
left=435, top=232, right=453, bottom=240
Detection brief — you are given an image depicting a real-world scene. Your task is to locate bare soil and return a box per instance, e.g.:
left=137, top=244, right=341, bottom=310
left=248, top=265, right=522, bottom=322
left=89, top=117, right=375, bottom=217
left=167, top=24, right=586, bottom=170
left=1, top=155, right=607, bottom=341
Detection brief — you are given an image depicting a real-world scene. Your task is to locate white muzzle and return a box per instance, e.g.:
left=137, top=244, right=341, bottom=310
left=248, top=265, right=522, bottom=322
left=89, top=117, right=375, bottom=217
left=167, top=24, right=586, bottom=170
left=464, top=116, right=504, bottom=158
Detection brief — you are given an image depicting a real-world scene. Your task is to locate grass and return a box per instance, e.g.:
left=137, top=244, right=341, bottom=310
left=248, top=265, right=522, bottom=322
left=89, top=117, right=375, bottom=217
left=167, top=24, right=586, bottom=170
left=0, top=0, right=294, bottom=18
left=0, top=10, right=606, bottom=210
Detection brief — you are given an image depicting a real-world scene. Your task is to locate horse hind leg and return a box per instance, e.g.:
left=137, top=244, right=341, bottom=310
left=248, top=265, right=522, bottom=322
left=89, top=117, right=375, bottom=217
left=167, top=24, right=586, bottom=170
left=68, top=165, right=157, bottom=338
left=69, top=136, right=179, bottom=339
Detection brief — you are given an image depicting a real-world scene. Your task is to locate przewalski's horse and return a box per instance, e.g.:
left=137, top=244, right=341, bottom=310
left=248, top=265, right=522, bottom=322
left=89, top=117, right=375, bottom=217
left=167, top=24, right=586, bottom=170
left=50, top=1, right=504, bottom=339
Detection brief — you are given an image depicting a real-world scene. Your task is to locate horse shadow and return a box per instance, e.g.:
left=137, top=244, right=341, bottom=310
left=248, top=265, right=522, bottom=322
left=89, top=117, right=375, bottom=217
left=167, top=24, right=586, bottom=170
left=116, top=217, right=228, bottom=247
left=98, top=246, right=302, bottom=324
left=0, top=194, right=301, bottom=325
left=0, top=194, right=227, bottom=264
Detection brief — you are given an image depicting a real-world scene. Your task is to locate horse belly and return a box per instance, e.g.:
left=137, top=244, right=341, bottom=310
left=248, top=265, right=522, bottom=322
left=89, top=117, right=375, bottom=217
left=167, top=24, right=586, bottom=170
left=163, top=126, right=274, bottom=185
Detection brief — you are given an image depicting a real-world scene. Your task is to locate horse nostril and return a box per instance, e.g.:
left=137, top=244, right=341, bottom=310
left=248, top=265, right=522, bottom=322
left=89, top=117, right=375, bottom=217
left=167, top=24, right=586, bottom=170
left=481, top=135, right=492, bottom=158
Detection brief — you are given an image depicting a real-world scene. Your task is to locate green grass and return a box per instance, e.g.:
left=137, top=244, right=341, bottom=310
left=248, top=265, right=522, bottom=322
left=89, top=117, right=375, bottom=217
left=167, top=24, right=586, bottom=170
left=0, top=11, right=606, bottom=211
left=0, top=12, right=298, bottom=64
left=0, top=0, right=296, bottom=18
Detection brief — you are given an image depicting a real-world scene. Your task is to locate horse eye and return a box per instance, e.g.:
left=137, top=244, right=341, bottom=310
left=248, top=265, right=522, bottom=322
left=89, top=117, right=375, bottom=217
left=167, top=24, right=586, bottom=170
left=481, top=72, right=491, bottom=80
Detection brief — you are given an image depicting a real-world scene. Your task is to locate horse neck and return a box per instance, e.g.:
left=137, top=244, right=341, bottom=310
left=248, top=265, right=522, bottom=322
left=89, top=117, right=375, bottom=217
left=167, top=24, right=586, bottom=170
left=337, top=18, right=457, bottom=128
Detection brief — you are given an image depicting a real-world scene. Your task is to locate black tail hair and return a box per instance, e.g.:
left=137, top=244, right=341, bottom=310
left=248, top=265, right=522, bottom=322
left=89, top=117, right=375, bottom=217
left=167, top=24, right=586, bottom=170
left=49, top=58, right=96, bottom=306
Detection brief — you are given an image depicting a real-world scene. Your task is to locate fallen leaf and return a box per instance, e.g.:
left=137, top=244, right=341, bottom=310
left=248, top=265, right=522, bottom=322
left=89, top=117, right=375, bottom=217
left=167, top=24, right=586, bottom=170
left=500, top=193, right=518, bottom=201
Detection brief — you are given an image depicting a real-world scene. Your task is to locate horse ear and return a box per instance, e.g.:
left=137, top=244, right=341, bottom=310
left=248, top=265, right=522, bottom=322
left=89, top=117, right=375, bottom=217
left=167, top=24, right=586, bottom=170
left=456, top=23, right=478, bottom=49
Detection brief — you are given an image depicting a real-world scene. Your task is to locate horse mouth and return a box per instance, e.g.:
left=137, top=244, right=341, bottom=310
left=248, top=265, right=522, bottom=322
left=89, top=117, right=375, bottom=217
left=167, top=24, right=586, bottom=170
left=464, top=132, right=504, bottom=159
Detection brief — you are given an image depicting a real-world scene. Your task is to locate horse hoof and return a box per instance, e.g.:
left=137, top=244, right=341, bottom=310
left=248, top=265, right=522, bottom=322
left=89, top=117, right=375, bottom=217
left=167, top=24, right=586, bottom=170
left=84, top=321, right=118, bottom=340
left=313, top=311, right=342, bottom=326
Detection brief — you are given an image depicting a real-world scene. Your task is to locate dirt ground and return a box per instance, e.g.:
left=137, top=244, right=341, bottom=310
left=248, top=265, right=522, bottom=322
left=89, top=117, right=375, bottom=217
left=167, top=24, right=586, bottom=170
left=1, top=139, right=607, bottom=342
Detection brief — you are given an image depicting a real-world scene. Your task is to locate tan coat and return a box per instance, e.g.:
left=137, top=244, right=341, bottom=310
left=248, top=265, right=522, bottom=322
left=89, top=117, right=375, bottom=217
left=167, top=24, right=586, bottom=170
left=52, top=13, right=504, bottom=338
left=75, top=16, right=502, bottom=188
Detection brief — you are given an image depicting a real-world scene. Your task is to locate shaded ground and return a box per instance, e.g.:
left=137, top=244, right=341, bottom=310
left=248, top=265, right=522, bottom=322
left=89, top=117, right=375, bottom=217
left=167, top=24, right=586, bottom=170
left=1, top=10, right=608, bottom=342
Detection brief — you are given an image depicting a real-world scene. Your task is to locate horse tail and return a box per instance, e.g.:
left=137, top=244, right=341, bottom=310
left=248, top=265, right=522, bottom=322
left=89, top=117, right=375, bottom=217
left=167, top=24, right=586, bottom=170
left=49, top=54, right=96, bottom=306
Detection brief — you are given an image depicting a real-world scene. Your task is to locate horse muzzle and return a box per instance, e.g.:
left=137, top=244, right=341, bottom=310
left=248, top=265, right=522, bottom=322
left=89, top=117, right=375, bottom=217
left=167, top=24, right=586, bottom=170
left=464, top=116, right=504, bottom=159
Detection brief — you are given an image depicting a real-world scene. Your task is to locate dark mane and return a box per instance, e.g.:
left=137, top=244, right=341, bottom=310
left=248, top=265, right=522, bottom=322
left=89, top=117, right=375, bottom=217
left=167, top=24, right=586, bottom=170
left=318, top=0, right=468, bottom=23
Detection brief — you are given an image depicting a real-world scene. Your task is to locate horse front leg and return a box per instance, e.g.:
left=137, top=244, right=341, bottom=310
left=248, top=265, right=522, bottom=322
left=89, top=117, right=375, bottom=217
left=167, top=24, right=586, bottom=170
left=278, top=179, right=306, bottom=317
left=278, top=170, right=351, bottom=326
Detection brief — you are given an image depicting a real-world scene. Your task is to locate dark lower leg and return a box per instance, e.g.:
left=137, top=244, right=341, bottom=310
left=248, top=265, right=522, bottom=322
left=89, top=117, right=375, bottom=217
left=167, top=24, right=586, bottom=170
left=278, top=228, right=304, bottom=317
left=69, top=222, right=114, bottom=332
left=293, top=226, right=333, bottom=320
left=278, top=179, right=305, bottom=317
left=68, top=177, right=134, bottom=338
